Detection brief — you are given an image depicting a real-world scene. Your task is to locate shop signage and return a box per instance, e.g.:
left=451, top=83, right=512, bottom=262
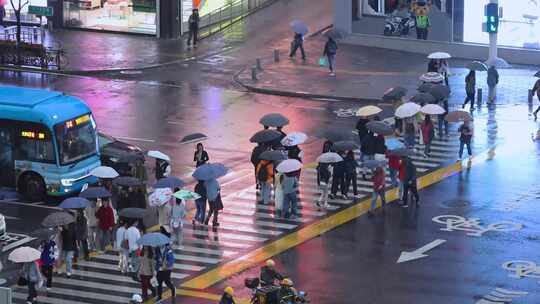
left=28, top=6, right=54, bottom=17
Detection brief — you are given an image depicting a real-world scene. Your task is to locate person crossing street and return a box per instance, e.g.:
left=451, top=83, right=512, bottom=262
left=289, top=32, right=306, bottom=60
left=187, top=9, right=200, bottom=48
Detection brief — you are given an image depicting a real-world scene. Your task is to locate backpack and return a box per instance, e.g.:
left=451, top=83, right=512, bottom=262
left=257, top=162, right=269, bottom=182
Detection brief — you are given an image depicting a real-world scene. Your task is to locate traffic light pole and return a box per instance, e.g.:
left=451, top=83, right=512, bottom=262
left=488, top=0, right=498, bottom=64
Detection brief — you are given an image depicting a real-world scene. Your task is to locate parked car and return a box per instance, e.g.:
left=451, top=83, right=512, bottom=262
left=98, top=132, right=145, bottom=177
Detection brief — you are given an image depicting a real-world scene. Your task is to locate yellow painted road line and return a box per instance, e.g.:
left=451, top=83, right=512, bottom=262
left=181, top=148, right=495, bottom=289
left=143, top=289, right=250, bottom=304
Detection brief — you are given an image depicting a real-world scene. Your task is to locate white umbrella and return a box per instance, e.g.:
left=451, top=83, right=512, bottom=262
left=356, top=105, right=382, bottom=117
left=421, top=104, right=445, bottom=115
left=147, top=150, right=171, bottom=162
left=316, top=152, right=343, bottom=164
left=419, top=72, right=444, bottom=83
left=395, top=102, right=421, bottom=118
left=90, top=166, right=119, bottom=179
left=148, top=188, right=173, bottom=207
left=281, top=132, right=308, bottom=146
left=8, top=246, right=41, bottom=263
left=485, top=57, right=510, bottom=69
left=276, top=159, right=303, bottom=173
left=428, top=52, right=451, bottom=59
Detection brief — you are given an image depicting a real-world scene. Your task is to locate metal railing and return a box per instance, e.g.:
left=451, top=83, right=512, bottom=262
left=191, top=0, right=277, bottom=38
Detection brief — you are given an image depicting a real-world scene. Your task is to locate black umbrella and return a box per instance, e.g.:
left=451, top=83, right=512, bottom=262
left=535, top=71, right=540, bottom=78
left=417, top=83, right=435, bottom=93
left=322, top=128, right=355, bottom=142
left=259, top=113, right=290, bottom=127
left=79, top=187, right=111, bottom=199
left=113, top=176, right=143, bottom=187
left=333, top=141, right=359, bottom=152
left=427, top=84, right=450, bottom=101
left=119, top=208, right=147, bottom=219
left=259, top=150, right=288, bottom=161
left=154, top=177, right=185, bottom=189
left=382, top=86, right=407, bottom=101
left=42, top=212, right=75, bottom=228
left=410, top=92, right=436, bottom=104
left=250, top=130, right=282, bottom=143
left=389, top=148, right=416, bottom=157
left=365, top=121, right=394, bottom=136
left=180, top=133, right=208, bottom=144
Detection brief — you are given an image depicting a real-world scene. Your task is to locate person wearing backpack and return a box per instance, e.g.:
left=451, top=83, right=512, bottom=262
left=39, top=237, right=57, bottom=290
left=155, top=244, right=176, bottom=303
left=256, top=159, right=274, bottom=205
left=323, top=36, right=338, bottom=76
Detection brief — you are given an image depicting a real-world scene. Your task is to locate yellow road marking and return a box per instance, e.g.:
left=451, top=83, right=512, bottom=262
left=182, top=148, right=494, bottom=289
left=143, top=289, right=250, bottom=304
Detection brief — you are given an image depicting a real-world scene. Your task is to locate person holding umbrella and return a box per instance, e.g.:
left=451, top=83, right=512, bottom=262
left=187, top=8, right=200, bottom=48
left=60, top=222, right=77, bottom=277
left=74, top=211, right=89, bottom=262
left=402, top=157, right=419, bottom=208
left=487, top=65, right=499, bottom=103
left=39, top=236, right=57, bottom=290
left=18, top=251, right=43, bottom=303
left=458, top=120, right=474, bottom=160
left=369, top=165, right=386, bottom=216
left=193, top=180, right=207, bottom=225
left=343, top=150, right=358, bottom=199
left=205, top=178, right=223, bottom=226
left=193, top=143, right=209, bottom=167
left=126, top=220, right=142, bottom=281
left=462, top=70, right=476, bottom=110
left=420, top=115, right=435, bottom=157
left=95, top=199, right=115, bottom=253
left=281, top=172, right=299, bottom=219
left=138, top=246, right=156, bottom=301
left=532, top=76, right=540, bottom=120
left=323, top=36, right=338, bottom=76
left=256, top=158, right=274, bottom=205
left=115, top=220, right=130, bottom=273
left=170, top=192, right=186, bottom=248
left=155, top=243, right=176, bottom=303
left=403, top=117, right=418, bottom=150
left=86, top=200, right=98, bottom=253
left=289, top=32, right=306, bottom=60
left=251, top=142, right=270, bottom=188
left=329, top=152, right=346, bottom=199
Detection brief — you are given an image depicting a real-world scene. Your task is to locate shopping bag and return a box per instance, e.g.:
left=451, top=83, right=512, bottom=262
left=319, top=56, right=328, bottom=67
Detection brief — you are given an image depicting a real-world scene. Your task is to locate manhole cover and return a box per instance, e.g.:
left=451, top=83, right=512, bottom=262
left=441, top=199, right=470, bottom=208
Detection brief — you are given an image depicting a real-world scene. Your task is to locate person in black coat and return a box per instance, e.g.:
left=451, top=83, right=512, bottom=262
left=193, top=143, right=209, bottom=167
left=289, top=32, right=306, bottom=60
left=61, top=223, right=77, bottom=277
left=360, top=132, right=376, bottom=161
left=330, top=153, right=346, bottom=199
left=402, top=157, right=419, bottom=207
left=155, top=159, right=169, bottom=180
left=356, top=117, right=370, bottom=145
left=251, top=143, right=269, bottom=187
left=187, top=9, right=200, bottom=47
left=74, top=211, right=89, bottom=261
left=373, top=134, right=387, bottom=155
left=343, top=150, right=358, bottom=198
left=322, top=140, right=333, bottom=153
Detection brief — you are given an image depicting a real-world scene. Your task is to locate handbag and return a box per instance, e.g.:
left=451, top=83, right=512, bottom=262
left=319, top=56, right=328, bottom=67
left=17, top=276, right=28, bottom=286
left=121, top=231, right=129, bottom=250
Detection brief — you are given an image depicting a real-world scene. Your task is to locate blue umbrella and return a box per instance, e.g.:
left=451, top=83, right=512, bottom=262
left=137, top=232, right=171, bottom=247
left=192, top=163, right=228, bottom=181
left=59, top=197, right=90, bottom=209
left=79, top=187, right=111, bottom=199
left=154, top=177, right=185, bottom=189
left=386, top=138, right=405, bottom=151
left=290, top=20, right=309, bottom=35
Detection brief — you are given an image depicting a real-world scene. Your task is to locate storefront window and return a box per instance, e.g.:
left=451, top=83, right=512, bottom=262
left=63, top=0, right=156, bottom=34
left=2, top=0, right=48, bottom=25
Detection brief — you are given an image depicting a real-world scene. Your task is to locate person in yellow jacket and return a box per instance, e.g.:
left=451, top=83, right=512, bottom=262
left=219, top=287, right=236, bottom=304
left=256, top=159, right=274, bottom=205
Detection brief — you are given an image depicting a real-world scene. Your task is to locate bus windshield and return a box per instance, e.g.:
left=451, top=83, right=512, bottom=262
left=54, top=114, right=97, bottom=165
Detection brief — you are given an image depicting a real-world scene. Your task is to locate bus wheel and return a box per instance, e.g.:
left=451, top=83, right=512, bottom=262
left=20, top=174, right=45, bottom=202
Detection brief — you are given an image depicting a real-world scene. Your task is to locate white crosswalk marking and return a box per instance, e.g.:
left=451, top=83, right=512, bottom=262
left=13, top=135, right=462, bottom=304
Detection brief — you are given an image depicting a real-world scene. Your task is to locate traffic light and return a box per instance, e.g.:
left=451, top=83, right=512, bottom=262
left=486, top=3, right=499, bottom=33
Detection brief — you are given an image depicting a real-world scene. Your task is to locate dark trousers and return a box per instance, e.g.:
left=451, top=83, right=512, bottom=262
left=395, top=118, right=403, bottom=133
left=187, top=29, right=198, bottom=46
left=290, top=42, right=306, bottom=59
left=416, top=27, right=428, bottom=40
left=402, top=180, right=419, bottom=205
left=41, top=264, right=53, bottom=288
left=459, top=140, right=472, bottom=158
left=74, top=239, right=88, bottom=260
left=463, top=92, right=475, bottom=108
left=205, top=207, right=219, bottom=225
left=534, top=95, right=540, bottom=117
left=331, top=174, right=345, bottom=195
left=344, top=173, right=358, bottom=196
left=27, top=282, right=37, bottom=301
left=157, top=270, right=175, bottom=301
left=438, top=115, right=448, bottom=138
left=140, top=274, right=156, bottom=300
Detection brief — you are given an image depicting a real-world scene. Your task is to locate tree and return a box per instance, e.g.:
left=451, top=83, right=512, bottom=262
left=10, top=0, right=29, bottom=44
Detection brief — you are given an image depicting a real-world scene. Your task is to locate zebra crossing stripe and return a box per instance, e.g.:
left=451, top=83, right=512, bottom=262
left=219, top=206, right=314, bottom=222
left=97, top=254, right=206, bottom=271
left=12, top=291, right=93, bottom=304
left=182, top=227, right=267, bottom=242
left=16, top=285, right=132, bottom=303
left=218, top=214, right=298, bottom=229
left=176, top=245, right=237, bottom=258
left=53, top=277, right=140, bottom=294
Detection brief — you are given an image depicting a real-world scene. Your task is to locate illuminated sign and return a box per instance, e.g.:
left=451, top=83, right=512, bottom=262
left=21, top=131, right=46, bottom=139
left=486, top=3, right=499, bottom=33
left=65, top=114, right=90, bottom=128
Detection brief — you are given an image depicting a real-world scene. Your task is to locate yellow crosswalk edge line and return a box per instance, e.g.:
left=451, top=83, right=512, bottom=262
left=182, top=148, right=495, bottom=289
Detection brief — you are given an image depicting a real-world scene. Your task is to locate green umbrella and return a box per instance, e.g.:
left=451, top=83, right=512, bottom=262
left=173, top=189, right=201, bottom=201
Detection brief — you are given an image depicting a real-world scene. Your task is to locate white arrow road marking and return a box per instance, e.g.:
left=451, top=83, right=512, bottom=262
left=397, top=239, right=446, bottom=263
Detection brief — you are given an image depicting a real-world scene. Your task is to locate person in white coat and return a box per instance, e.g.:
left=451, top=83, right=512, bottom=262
left=157, top=202, right=172, bottom=228
left=170, top=192, right=186, bottom=249
left=274, top=171, right=284, bottom=217
left=115, top=220, right=129, bottom=273
left=126, top=221, right=141, bottom=281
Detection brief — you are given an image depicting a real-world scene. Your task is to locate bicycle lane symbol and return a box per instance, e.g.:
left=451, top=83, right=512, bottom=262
left=502, top=260, right=540, bottom=283
left=333, top=108, right=357, bottom=118
left=432, top=215, right=523, bottom=237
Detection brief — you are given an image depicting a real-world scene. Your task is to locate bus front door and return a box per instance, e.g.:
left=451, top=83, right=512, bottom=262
left=0, top=125, right=15, bottom=187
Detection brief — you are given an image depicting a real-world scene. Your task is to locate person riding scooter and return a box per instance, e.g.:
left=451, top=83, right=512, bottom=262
left=219, top=286, right=236, bottom=304
left=278, top=279, right=298, bottom=304
left=260, top=259, right=283, bottom=287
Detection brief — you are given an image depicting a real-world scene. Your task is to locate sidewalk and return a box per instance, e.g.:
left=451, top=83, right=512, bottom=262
left=236, top=36, right=539, bottom=104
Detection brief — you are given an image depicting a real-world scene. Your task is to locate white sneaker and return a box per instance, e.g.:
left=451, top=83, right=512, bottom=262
left=329, top=72, right=336, bottom=76
left=66, top=272, right=71, bottom=277
left=46, top=287, right=51, bottom=291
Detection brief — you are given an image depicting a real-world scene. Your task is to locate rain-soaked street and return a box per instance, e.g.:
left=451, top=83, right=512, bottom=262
left=0, top=0, right=540, bottom=303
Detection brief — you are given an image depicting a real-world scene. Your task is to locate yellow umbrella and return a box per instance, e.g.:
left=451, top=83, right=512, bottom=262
left=356, top=105, right=382, bottom=117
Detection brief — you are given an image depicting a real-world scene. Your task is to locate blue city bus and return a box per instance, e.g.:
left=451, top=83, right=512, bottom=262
left=0, top=85, right=100, bottom=201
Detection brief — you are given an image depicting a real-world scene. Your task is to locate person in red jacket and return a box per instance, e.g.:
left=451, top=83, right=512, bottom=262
left=386, top=151, right=401, bottom=188
left=369, top=166, right=386, bottom=216
left=95, top=199, right=115, bottom=252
